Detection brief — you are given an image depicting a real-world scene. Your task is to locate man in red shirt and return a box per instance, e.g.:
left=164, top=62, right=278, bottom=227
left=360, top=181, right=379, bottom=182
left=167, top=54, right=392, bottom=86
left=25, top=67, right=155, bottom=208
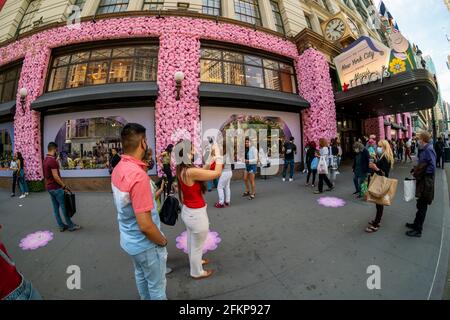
left=0, top=225, right=42, bottom=300
left=43, top=142, right=81, bottom=232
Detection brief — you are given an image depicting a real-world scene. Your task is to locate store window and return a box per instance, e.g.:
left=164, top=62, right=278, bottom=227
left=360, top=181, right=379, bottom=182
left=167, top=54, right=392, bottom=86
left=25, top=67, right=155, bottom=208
left=270, top=0, right=285, bottom=35
left=54, top=117, right=126, bottom=170
left=96, top=0, right=129, bottom=14
left=202, top=0, right=221, bottom=16
left=234, top=0, right=262, bottom=26
left=47, top=45, right=158, bottom=92
left=0, top=63, right=22, bottom=103
left=17, top=0, right=42, bottom=35
left=0, top=128, right=13, bottom=169
left=200, top=48, right=297, bottom=94
left=143, top=1, right=164, bottom=10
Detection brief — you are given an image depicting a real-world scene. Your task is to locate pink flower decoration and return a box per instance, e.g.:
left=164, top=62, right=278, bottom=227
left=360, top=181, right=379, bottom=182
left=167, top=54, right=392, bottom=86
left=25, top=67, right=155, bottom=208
left=176, top=230, right=222, bottom=254
left=19, top=231, right=54, bottom=250
left=317, top=197, right=346, bottom=208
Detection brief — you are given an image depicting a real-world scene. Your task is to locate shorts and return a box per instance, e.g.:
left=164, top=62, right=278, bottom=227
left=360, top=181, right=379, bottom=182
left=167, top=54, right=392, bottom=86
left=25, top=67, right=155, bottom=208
left=246, top=164, right=257, bottom=174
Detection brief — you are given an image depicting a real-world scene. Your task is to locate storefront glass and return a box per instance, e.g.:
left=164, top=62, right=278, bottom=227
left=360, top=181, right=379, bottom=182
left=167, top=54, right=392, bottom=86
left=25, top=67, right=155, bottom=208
left=0, top=63, right=21, bottom=103
left=47, top=45, right=158, bottom=92
left=0, top=123, right=14, bottom=173
left=200, top=48, right=297, bottom=94
left=54, top=117, right=126, bottom=170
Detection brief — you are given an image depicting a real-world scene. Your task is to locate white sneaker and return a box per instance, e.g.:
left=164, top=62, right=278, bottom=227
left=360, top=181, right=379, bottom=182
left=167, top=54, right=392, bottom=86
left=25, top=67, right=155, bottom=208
left=289, top=178, right=294, bottom=182
left=25, top=192, right=29, bottom=196
left=282, top=178, right=286, bottom=182
left=19, top=194, right=26, bottom=199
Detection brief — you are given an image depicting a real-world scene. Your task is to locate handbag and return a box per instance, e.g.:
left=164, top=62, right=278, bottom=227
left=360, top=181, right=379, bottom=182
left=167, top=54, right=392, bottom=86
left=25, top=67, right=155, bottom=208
left=311, top=158, right=319, bottom=170
left=64, top=190, right=77, bottom=218
left=159, top=195, right=181, bottom=226
left=367, top=178, right=399, bottom=206
left=317, top=157, right=329, bottom=175
left=404, top=178, right=416, bottom=202
left=368, top=174, right=391, bottom=198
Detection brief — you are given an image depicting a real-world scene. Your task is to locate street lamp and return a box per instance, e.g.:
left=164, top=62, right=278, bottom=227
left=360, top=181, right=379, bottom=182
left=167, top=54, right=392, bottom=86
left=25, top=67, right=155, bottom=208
left=174, top=71, right=185, bottom=101
left=19, top=88, right=28, bottom=114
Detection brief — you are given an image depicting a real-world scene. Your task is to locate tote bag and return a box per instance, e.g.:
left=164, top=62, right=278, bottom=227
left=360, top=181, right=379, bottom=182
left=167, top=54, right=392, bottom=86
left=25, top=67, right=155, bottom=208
left=311, top=158, right=319, bottom=170
left=404, top=178, right=416, bottom=202
left=368, top=175, right=391, bottom=198
left=367, top=178, right=399, bottom=206
left=64, top=191, right=76, bottom=218
left=318, top=157, right=329, bottom=175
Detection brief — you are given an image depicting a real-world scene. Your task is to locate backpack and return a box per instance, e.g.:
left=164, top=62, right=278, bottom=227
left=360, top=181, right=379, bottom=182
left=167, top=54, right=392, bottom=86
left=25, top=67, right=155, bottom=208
left=159, top=195, right=181, bottom=226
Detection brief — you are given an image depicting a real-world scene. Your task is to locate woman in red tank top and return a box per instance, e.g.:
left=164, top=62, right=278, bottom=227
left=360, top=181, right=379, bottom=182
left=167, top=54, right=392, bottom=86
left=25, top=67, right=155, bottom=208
left=175, top=140, right=223, bottom=280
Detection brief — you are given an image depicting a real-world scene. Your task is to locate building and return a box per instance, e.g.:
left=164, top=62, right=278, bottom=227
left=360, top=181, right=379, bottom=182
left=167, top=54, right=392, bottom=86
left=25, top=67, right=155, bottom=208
left=445, top=0, right=450, bottom=12
left=0, top=0, right=438, bottom=190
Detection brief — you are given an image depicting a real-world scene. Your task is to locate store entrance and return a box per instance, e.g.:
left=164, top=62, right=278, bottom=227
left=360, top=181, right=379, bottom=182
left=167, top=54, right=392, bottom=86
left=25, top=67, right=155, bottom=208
left=337, top=113, right=363, bottom=160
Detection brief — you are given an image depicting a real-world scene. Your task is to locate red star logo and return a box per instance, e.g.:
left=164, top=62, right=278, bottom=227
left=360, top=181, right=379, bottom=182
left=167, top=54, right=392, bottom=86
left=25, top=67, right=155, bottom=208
left=343, top=83, right=350, bottom=92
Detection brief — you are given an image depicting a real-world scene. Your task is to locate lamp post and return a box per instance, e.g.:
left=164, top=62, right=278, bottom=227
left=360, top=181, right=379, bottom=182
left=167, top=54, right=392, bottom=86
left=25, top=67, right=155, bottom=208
left=174, top=71, right=185, bottom=101
left=19, top=88, right=27, bottom=114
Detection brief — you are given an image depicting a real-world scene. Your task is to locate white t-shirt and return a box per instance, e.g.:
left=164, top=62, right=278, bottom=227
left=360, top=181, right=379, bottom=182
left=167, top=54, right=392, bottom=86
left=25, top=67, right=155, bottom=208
left=9, top=160, right=18, bottom=171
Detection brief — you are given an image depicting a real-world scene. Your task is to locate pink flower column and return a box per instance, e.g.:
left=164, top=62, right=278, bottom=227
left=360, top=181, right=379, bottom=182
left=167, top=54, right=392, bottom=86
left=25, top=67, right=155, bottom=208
left=155, top=34, right=201, bottom=175
left=297, top=48, right=337, bottom=145
left=13, top=48, right=50, bottom=181
left=364, top=117, right=385, bottom=141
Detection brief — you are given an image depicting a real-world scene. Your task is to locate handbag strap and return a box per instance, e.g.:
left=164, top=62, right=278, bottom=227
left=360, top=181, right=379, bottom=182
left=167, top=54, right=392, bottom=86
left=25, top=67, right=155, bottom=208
left=0, top=247, right=16, bottom=267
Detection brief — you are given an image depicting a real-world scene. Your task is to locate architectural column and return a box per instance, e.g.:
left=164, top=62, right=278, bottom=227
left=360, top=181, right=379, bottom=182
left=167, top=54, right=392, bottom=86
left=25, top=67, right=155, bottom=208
left=396, top=113, right=404, bottom=139
left=310, top=13, right=323, bottom=36
left=259, top=0, right=277, bottom=31
left=14, top=45, right=52, bottom=181
left=222, top=0, right=235, bottom=19
left=155, top=33, right=202, bottom=175
left=385, top=116, right=392, bottom=140
left=297, top=48, right=337, bottom=144
left=363, top=117, right=385, bottom=141
left=81, top=0, right=101, bottom=17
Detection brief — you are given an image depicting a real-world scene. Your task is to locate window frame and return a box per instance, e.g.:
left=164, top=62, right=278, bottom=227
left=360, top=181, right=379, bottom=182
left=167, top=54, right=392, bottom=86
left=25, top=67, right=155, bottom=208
left=0, top=62, right=22, bottom=104
left=45, top=41, right=159, bottom=93
left=96, top=0, right=129, bottom=15
left=200, top=44, right=297, bottom=94
left=17, top=0, right=42, bottom=36
left=234, top=0, right=262, bottom=26
left=202, top=0, right=222, bottom=16
left=270, top=0, right=286, bottom=35
left=142, top=0, right=164, bottom=10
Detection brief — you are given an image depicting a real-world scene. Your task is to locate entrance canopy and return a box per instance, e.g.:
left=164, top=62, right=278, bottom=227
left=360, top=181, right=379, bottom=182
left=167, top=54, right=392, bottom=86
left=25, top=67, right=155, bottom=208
left=334, top=69, right=438, bottom=118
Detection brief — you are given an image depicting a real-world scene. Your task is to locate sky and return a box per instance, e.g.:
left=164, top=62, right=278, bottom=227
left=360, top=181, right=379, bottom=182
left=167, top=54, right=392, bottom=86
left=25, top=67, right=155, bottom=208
left=379, top=0, right=450, bottom=104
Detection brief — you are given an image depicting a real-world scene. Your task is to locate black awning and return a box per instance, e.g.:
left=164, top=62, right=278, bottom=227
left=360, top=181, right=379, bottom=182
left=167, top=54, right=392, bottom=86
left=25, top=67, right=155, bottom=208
left=199, top=83, right=310, bottom=112
left=31, top=82, right=158, bottom=112
left=335, top=69, right=438, bottom=118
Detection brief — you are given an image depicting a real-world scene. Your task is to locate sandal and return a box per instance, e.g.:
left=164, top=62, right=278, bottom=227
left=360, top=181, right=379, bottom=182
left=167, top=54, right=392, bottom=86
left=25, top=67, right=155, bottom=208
left=191, top=269, right=215, bottom=280
left=249, top=194, right=256, bottom=200
left=202, top=259, right=210, bottom=266
left=242, top=191, right=250, bottom=197
left=368, top=220, right=381, bottom=227
left=365, top=225, right=379, bottom=233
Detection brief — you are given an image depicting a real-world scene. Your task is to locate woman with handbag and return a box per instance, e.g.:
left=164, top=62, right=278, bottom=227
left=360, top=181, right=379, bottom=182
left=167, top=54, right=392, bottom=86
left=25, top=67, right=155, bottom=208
left=176, top=140, right=223, bottom=280
left=305, top=142, right=318, bottom=188
left=16, top=152, right=29, bottom=199
left=365, top=140, right=394, bottom=233
left=314, top=138, right=334, bottom=194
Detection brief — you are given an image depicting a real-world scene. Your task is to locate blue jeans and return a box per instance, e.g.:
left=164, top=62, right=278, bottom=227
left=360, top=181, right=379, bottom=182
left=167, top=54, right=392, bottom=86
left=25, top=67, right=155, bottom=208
left=48, top=188, right=74, bottom=229
left=283, top=159, right=295, bottom=179
left=207, top=179, right=218, bottom=191
left=131, top=246, right=167, bottom=300
left=18, top=169, right=29, bottom=194
left=3, top=275, right=42, bottom=300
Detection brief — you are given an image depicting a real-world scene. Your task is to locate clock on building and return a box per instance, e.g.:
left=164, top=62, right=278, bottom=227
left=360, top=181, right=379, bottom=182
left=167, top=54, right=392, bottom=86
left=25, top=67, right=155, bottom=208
left=324, top=18, right=346, bottom=42
left=347, top=17, right=360, bottom=37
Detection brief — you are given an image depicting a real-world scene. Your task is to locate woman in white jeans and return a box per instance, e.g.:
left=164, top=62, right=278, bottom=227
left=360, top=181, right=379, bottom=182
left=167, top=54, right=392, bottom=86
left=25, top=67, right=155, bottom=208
left=176, top=140, right=223, bottom=280
left=215, top=153, right=233, bottom=208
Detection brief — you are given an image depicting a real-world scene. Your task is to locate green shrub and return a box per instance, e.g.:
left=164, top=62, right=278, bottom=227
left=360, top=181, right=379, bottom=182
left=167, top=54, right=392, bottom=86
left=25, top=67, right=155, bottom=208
left=27, top=180, right=45, bottom=193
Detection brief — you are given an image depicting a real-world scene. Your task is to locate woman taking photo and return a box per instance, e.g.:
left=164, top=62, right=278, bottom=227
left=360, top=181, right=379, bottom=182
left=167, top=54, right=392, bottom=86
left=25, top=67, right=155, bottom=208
left=16, top=152, right=29, bottom=199
left=314, top=138, right=334, bottom=194
left=159, top=144, right=174, bottom=195
left=365, top=140, right=394, bottom=233
left=176, top=140, right=223, bottom=280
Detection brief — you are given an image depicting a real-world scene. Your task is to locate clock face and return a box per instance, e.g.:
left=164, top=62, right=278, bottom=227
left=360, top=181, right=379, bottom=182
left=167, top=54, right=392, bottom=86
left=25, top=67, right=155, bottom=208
left=347, top=18, right=360, bottom=37
left=325, top=18, right=346, bottom=42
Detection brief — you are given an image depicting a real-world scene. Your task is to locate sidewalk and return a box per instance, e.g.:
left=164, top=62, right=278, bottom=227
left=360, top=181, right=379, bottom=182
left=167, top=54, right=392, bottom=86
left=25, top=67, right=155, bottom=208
left=0, top=161, right=449, bottom=300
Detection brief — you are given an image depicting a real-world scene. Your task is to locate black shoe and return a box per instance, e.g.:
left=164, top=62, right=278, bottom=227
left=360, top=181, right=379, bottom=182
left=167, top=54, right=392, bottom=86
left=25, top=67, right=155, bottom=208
left=326, top=186, right=335, bottom=192
left=405, top=223, right=416, bottom=229
left=11, top=193, right=15, bottom=197
left=353, top=191, right=359, bottom=195
left=59, top=225, right=69, bottom=232
left=406, top=230, right=422, bottom=238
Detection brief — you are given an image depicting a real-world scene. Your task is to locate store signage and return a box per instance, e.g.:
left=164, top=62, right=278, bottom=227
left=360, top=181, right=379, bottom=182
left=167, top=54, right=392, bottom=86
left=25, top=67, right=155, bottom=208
left=334, top=36, right=392, bottom=91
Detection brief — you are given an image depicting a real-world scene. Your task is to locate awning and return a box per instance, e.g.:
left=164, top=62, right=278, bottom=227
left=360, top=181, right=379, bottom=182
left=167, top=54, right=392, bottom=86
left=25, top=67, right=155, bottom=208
left=199, top=83, right=310, bottom=112
left=0, top=101, right=16, bottom=122
left=31, top=82, right=158, bottom=113
left=335, top=69, right=438, bottom=118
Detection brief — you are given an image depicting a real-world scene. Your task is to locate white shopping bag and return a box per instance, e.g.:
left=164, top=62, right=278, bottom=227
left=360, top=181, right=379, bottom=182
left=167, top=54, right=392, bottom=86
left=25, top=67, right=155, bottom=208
left=404, top=179, right=416, bottom=202
left=318, top=157, right=329, bottom=175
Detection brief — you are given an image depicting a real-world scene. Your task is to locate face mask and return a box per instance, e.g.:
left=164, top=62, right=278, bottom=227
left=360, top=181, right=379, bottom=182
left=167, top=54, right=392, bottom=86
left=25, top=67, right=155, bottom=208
left=142, top=140, right=149, bottom=161
left=148, top=158, right=155, bottom=170
left=377, top=147, right=383, bottom=155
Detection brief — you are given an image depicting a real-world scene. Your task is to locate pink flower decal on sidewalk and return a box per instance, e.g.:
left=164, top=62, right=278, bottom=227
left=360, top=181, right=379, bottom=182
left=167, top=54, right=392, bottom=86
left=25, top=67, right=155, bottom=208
left=19, top=231, right=54, bottom=250
left=176, top=230, right=222, bottom=254
left=317, top=197, right=346, bottom=208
